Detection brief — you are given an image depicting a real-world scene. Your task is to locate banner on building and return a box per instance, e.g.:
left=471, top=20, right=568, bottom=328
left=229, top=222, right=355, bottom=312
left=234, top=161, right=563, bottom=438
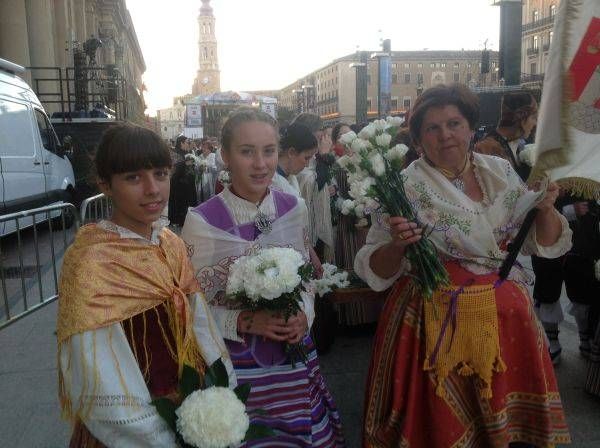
left=185, top=104, right=203, bottom=127
left=532, top=0, right=600, bottom=198
left=260, top=101, right=277, bottom=119
left=378, top=54, right=392, bottom=117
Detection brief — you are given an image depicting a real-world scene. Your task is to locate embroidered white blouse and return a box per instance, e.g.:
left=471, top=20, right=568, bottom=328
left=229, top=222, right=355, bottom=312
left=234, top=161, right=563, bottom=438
left=59, top=220, right=234, bottom=447
left=355, top=154, right=573, bottom=291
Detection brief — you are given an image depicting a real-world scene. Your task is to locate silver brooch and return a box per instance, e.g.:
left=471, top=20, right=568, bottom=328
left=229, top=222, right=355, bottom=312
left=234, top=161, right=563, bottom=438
left=255, top=210, right=273, bottom=234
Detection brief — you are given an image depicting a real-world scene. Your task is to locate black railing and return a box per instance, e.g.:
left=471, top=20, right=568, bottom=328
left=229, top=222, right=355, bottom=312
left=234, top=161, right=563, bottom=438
left=522, top=15, right=555, bottom=32
left=521, top=73, right=545, bottom=84
left=25, top=65, right=129, bottom=122
left=527, top=47, right=540, bottom=56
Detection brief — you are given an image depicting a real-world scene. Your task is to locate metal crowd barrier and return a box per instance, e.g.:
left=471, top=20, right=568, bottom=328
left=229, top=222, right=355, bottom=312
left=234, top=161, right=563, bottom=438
left=0, top=202, right=80, bottom=330
left=80, top=193, right=112, bottom=224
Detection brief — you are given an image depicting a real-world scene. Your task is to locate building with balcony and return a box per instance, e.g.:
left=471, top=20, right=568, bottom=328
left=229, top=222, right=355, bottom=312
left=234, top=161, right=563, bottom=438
left=521, top=0, right=560, bottom=86
left=278, top=50, right=499, bottom=125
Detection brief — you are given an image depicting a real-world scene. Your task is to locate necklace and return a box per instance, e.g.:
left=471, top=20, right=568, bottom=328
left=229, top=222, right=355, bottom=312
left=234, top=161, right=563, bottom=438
left=427, top=153, right=471, bottom=192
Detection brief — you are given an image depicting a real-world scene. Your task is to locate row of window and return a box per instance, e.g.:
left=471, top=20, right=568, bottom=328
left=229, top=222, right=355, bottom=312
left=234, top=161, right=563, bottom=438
left=530, top=32, right=553, bottom=52
left=388, top=61, right=493, bottom=70
left=531, top=4, right=556, bottom=22
left=201, top=23, right=213, bottom=35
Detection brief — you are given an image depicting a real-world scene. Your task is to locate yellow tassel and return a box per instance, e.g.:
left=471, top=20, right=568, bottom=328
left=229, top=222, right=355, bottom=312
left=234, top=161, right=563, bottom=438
left=435, top=382, right=447, bottom=399
left=494, top=357, right=507, bottom=373
left=458, top=363, right=475, bottom=376
left=480, top=386, right=493, bottom=399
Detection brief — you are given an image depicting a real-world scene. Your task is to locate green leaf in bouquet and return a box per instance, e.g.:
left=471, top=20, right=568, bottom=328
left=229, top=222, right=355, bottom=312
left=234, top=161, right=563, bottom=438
left=243, top=423, right=275, bottom=441
left=151, top=397, right=178, bottom=432
left=204, top=357, right=229, bottom=388
left=178, top=364, right=201, bottom=399
left=234, top=383, right=251, bottom=404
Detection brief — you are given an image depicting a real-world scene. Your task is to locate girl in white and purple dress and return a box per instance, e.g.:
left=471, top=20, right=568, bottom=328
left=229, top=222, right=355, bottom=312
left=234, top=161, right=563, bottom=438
left=182, top=107, right=344, bottom=447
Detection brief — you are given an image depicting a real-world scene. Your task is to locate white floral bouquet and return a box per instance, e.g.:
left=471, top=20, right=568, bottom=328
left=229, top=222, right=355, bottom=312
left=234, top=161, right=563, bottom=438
left=217, top=169, right=231, bottom=185
left=336, top=197, right=370, bottom=227
left=153, top=360, right=272, bottom=448
left=310, top=263, right=350, bottom=297
left=519, top=143, right=536, bottom=167
left=337, top=117, right=449, bottom=298
left=226, top=247, right=314, bottom=363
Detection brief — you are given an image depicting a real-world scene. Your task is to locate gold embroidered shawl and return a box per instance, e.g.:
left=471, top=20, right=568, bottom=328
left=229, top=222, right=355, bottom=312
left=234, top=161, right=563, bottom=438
left=57, top=224, right=203, bottom=418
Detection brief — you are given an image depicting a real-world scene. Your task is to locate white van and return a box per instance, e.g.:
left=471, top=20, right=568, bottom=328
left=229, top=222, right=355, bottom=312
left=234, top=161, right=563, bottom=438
left=0, top=58, right=76, bottom=235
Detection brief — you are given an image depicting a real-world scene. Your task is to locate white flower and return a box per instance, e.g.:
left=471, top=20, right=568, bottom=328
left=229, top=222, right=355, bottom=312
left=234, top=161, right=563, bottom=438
left=385, top=144, right=409, bottom=162
left=351, top=138, right=370, bottom=153
left=354, top=203, right=365, bottom=217
left=358, top=124, right=377, bottom=139
left=519, top=144, right=535, bottom=167
left=372, top=119, right=390, bottom=132
left=340, top=199, right=355, bottom=215
left=218, top=170, right=230, bottom=184
left=386, top=116, right=404, bottom=126
left=339, top=130, right=357, bottom=146
left=595, top=259, right=600, bottom=281
left=226, top=248, right=305, bottom=301
left=368, top=153, right=386, bottom=177
left=336, top=155, right=354, bottom=170
left=375, top=133, right=392, bottom=148
left=311, top=264, right=350, bottom=297
left=176, top=387, right=249, bottom=448
left=349, top=177, right=375, bottom=201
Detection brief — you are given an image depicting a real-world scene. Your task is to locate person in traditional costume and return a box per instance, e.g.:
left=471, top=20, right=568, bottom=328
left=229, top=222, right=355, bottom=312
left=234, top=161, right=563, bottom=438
left=181, top=107, right=345, bottom=447
left=293, top=113, right=336, bottom=263
left=197, top=139, right=218, bottom=202
left=168, top=134, right=197, bottom=226
left=57, top=124, right=233, bottom=447
left=356, top=84, right=572, bottom=448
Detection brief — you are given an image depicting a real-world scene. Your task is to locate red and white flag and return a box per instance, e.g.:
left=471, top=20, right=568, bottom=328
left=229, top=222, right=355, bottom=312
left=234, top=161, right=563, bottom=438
left=533, top=0, right=600, bottom=199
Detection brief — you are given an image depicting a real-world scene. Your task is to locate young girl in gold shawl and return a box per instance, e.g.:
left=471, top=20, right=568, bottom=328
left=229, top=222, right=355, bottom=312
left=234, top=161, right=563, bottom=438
left=57, top=124, right=233, bottom=447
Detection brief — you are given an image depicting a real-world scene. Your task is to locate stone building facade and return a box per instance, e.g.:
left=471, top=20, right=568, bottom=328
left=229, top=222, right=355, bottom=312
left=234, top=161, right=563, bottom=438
left=279, top=50, right=499, bottom=124
left=521, top=0, right=560, bottom=84
left=157, top=97, right=186, bottom=142
left=191, top=0, right=221, bottom=96
left=0, top=0, right=146, bottom=123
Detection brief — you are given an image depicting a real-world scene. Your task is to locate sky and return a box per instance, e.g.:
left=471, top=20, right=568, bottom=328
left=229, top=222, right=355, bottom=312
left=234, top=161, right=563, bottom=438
left=125, top=0, right=501, bottom=116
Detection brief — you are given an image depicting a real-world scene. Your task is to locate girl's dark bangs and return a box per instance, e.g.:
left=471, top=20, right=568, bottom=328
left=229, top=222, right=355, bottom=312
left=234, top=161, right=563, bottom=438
left=112, top=131, right=171, bottom=174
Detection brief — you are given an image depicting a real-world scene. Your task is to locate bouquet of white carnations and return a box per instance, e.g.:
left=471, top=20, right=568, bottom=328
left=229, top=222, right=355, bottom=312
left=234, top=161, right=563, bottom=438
left=336, top=117, right=449, bottom=298
left=336, top=197, right=370, bottom=227
left=153, top=359, right=272, bottom=448
left=311, top=263, right=350, bottom=297
left=226, top=247, right=314, bottom=364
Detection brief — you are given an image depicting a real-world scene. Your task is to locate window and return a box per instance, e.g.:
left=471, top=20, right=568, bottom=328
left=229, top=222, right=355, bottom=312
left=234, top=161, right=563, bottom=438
left=35, top=109, right=58, bottom=153
left=491, top=73, right=497, bottom=82
left=417, top=63, right=423, bottom=68
left=467, top=62, right=472, bottom=68
left=453, top=62, right=459, bottom=69
left=533, top=35, right=539, bottom=50
left=392, top=63, right=398, bottom=69
left=530, top=62, right=537, bottom=74
left=549, top=31, right=554, bottom=44
left=0, top=99, right=36, bottom=156
left=430, top=62, right=435, bottom=68
left=404, top=73, right=411, bottom=84
left=453, top=73, right=460, bottom=82
left=550, top=4, right=556, bottom=16
left=403, top=97, right=411, bottom=108
left=417, top=73, right=424, bottom=84
left=367, top=74, right=371, bottom=84
left=392, top=74, right=398, bottom=84
left=441, top=62, right=446, bottom=68
left=404, top=63, right=410, bottom=68
left=391, top=98, right=398, bottom=109
left=203, top=47, right=208, bottom=59
left=533, top=10, right=539, bottom=22
left=466, top=73, right=472, bottom=82
left=367, top=98, right=372, bottom=110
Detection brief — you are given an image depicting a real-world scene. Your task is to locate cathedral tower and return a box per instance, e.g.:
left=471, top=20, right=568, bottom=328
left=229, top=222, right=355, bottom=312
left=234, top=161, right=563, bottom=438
left=192, top=0, right=220, bottom=96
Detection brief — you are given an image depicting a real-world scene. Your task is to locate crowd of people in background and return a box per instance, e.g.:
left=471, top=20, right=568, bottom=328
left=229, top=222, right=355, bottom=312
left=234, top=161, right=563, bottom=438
left=57, top=84, right=600, bottom=448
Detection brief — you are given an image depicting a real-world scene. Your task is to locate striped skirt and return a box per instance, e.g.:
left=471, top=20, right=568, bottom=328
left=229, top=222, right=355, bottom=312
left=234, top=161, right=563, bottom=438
left=226, top=335, right=345, bottom=447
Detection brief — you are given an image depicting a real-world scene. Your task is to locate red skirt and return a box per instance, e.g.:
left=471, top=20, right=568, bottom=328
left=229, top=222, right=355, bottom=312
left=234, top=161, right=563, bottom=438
left=363, top=262, right=570, bottom=448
